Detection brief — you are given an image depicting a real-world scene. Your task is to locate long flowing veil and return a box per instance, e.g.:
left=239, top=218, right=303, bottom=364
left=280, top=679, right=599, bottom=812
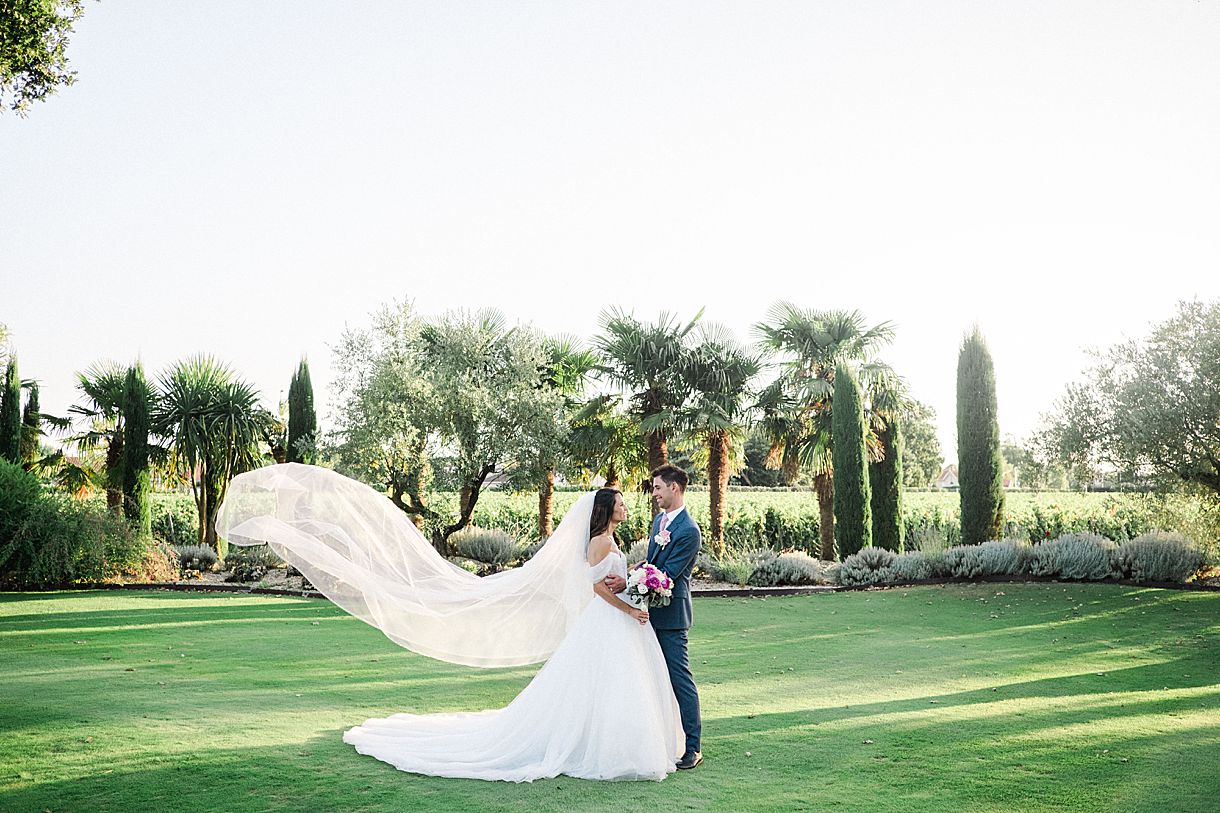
left=214, top=464, right=598, bottom=668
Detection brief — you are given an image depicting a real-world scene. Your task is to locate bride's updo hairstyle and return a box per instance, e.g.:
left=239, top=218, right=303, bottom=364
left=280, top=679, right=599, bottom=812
left=588, top=487, right=622, bottom=542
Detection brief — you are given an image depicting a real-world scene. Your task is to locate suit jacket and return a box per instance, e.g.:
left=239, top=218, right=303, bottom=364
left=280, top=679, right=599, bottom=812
left=646, top=506, right=701, bottom=630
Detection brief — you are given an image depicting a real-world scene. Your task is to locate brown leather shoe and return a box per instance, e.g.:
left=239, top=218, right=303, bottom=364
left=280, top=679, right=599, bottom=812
left=676, top=751, right=703, bottom=770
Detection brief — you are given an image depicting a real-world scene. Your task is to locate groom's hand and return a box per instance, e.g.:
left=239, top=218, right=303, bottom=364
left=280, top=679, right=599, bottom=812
left=603, top=574, right=626, bottom=593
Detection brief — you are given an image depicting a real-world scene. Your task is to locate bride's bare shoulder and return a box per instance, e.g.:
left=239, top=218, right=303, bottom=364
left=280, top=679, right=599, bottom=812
left=587, top=533, right=614, bottom=564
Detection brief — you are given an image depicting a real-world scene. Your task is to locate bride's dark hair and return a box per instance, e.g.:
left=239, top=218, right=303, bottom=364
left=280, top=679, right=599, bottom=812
left=588, top=488, right=622, bottom=543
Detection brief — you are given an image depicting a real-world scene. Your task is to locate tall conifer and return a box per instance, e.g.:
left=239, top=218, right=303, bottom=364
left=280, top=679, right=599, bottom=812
left=869, top=413, right=904, bottom=552
left=287, top=358, right=317, bottom=465
left=831, top=362, right=871, bottom=558
left=957, top=327, right=1005, bottom=544
left=120, top=363, right=152, bottom=533
left=0, top=355, right=21, bottom=464
left=20, top=381, right=41, bottom=466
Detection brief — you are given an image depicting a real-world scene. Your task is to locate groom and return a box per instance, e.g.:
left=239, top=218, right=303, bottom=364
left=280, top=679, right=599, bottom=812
left=605, top=464, right=703, bottom=770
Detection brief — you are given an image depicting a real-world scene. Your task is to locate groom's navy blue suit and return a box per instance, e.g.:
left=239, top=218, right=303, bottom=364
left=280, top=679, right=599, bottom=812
left=647, top=507, right=702, bottom=757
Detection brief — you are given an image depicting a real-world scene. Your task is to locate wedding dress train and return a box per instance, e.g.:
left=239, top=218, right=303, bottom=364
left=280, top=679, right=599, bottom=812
left=215, top=464, right=683, bottom=782
left=342, top=551, right=685, bottom=782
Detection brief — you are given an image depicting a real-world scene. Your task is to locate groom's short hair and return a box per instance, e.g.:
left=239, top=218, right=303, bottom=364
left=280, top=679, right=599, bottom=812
left=650, top=464, right=689, bottom=491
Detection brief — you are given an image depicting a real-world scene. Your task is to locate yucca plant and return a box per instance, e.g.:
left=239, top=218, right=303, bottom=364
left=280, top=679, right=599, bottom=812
left=153, top=355, right=273, bottom=556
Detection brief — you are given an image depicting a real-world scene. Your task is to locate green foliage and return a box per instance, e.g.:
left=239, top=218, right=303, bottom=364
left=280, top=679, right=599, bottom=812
left=150, top=492, right=200, bottom=547
left=0, top=456, right=41, bottom=546
left=957, top=327, right=1005, bottom=543
left=1115, top=532, right=1209, bottom=583
left=0, top=460, right=156, bottom=588
left=1040, top=299, right=1220, bottom=494
left=832, top=362, right=871, bottom=557
left=119, top=364, right=152, bottom=533
left=450, top=526, right=523, bottom=570
left=870, top=412, right=903, bottom=551
left=153, top=354, right=272, bottom=555
left=901, top=399, right=943, bottom=488
left=287, top=358, right=317, bottom=465
left=0, top=354, right=20, bottom=463
left=0, top=0, right=85, bottom=115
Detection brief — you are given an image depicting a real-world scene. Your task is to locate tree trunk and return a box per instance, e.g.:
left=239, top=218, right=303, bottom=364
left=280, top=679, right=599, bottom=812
left=538, top=469, right=555, bottom=539
left=605, top=460, right=620, bottom=490
left=435, top=466, right=493, bottom=555
left=647, top=430, right=668, bottom=515
left=106, top=435, right=124, bottom=513
left=815, top=471, right=835, bottom=561
left=708, top=431, right=729, bottom=557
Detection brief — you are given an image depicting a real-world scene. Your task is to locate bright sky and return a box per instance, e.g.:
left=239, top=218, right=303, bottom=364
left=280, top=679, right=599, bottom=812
left=2, top=1, right=1218, bottom=465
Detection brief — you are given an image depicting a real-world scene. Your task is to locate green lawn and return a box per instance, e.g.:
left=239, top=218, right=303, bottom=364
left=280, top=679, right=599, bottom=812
left=2, top=584, right=1217, bottom=812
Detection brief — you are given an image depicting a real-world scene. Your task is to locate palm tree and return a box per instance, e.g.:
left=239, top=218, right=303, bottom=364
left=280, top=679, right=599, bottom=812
left=595, top=307, right=702, bottom=512
left=535, top=335, right=598, bottom=538
left=153, top=355, right=273, bottom=555
left=754, top=304, right=896, bottom=560
left=568, top=395, right=649, bottom=491
left=650, top=325, right=760, bottom=556
left=68, top=360, right=128, bottom=511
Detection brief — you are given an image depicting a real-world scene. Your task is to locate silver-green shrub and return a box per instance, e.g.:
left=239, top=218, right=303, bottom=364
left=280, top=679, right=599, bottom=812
left=941, top=544, right=986, bottom=578
left=451, top=526, right=522, bottom=568
left=838, top=546, right=897, bottom=586
left=1031, top=532, right=1118, bottom=580
left=882, top=551, right=933, bottom=583
left=978, top=538, right=1034, bottom=576
left=626, top=539, right=649, bottom=567
left=1115, top=532, right=1207, bottom=583
left=174, top=544, right=218, bottom=571
left=748, top=550, right=822, bottom=586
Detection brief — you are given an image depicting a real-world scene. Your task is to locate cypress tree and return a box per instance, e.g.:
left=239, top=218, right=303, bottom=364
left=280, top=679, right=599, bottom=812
left=831, top=361, right=871, bottom=558
left=287, top=358, right=317, bottom=465
left=120, top=363, right=152, bottom=534
left=20, top=381, right=41, bottom=466
left=870, top=412, right=905, bottom=552
left=957, top=327, right=1005, bottom=544
left=0, top=355, right=21, bottom=464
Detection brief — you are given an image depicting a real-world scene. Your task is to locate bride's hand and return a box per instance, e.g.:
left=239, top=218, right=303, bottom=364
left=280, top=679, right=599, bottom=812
left=630, top=608, right=649, bottom=625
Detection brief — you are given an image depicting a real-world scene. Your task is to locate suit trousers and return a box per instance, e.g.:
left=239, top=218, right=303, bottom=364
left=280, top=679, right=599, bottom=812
left=654, top=627, right=701, bottom=755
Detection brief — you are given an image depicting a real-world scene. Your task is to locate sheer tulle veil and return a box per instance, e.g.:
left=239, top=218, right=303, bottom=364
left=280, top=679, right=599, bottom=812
left=215, top=464, right=598, bottom=668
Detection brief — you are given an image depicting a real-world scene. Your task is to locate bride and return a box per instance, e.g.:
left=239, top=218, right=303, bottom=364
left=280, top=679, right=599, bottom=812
left=216, top=465, right=684, bottom=782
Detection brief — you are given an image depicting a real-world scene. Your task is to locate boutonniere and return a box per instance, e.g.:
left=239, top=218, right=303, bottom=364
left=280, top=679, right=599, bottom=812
left=655, top=529, right=671, bottom=548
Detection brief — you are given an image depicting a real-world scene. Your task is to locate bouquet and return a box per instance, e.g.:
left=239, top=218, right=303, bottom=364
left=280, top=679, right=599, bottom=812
left=625, top=563, right=674, bottom=608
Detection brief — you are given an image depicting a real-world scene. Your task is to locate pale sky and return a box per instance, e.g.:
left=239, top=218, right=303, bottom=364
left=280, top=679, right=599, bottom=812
left=2, top=1, right=1218, bottom=465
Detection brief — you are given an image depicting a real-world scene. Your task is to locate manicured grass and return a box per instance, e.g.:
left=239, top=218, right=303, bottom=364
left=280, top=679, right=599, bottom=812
left=2, top=584, right=1217, bottom=812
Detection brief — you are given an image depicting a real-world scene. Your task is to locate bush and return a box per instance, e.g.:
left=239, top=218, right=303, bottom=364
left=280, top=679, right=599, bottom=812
left=1031, top=533, right=1118, bottom=580
left=1115, top=532, right=1208, bottom=583
left=748, top=550, right=822, bottom=586
left=883, top=551, right=934, bottom=583
left=174, top=544, right=219, bottom=572
left=151, top=493, right=200, bottom=547
left=2, top=488, right=153, bottom=588
left=977, top=538, right=1035, bottom=576
left=117, top=540, right=180, bottom=583
left=939, top=539, right=1035, bottom=579
left=625, top=538, right=648, bottom=567
left=838, top=546, right=898, bottom=587
left=225, top=545, right=283, bottom=583
left=451, top=526, right=523, bottom=569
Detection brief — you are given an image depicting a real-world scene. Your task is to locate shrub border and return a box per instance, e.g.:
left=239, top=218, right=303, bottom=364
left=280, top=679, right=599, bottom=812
left=61, top=573, right=1220, bottom=600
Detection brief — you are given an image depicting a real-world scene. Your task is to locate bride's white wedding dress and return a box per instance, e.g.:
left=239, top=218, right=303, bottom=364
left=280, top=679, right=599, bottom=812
left=214, top=464, right=684, bottom=783
left=342, top=550, right=685, bottom=782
